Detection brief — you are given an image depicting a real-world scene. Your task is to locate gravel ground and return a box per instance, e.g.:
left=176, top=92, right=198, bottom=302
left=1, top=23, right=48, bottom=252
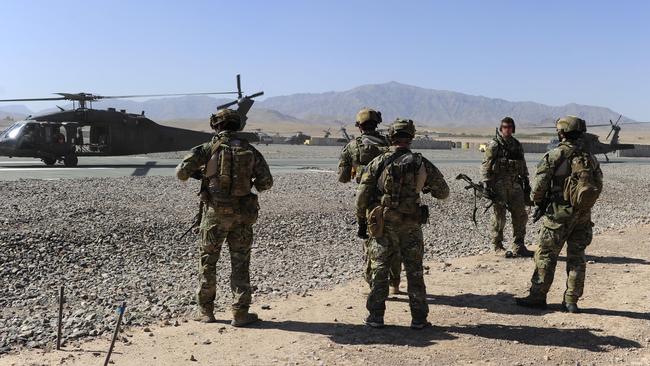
left=1, top=162, right=649, bottom=353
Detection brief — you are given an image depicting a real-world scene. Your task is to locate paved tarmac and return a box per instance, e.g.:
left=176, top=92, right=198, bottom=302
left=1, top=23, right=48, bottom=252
left=1, top=149, right=648, bottom=180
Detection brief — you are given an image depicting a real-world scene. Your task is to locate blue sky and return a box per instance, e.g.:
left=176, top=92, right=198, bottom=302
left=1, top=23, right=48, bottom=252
left=0, top=0, right=648, bottom=119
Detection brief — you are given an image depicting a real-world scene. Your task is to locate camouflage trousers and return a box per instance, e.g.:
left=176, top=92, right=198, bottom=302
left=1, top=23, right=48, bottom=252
left=528, top=213, right=593, bottom=304
left=364, top=238, right=401, bottom=288
left=197, top=217, right=254, bottom=312
left=367, top=220, right=428, bottom=321
left=490, top=178, right=528, bottom=249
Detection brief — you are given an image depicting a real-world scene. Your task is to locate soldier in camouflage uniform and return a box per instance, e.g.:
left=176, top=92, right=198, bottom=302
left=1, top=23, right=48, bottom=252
left=516, top=116, right=602, bottom=313
left=176, top=109, right=273, bottom=326
left=357, top=119, right=449, bottom=329
left=481, top=117, right=534, bottom=257
left=337, top=108, right=402, bottom=294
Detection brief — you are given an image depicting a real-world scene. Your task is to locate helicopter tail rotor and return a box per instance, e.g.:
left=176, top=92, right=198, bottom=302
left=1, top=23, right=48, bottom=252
left=606, top=115, right=622, bottom=141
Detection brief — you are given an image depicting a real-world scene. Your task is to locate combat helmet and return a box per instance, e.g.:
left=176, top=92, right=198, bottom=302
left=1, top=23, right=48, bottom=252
left=388, top=118, right=416, bottom=141
left=210, top=109, right=242, bottom=131
left=355, top=108, right=382, bottom=127
left=556, top=115, right=586, bottom=134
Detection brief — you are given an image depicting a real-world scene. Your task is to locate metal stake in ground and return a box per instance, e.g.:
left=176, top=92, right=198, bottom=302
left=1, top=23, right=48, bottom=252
left=56, top=286, right=64, bottom=350
left=104, top=302, right=127, bottom=366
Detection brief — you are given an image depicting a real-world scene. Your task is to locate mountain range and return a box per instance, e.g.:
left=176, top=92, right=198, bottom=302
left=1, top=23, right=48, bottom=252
left=0, top=82, right=634, bottom=127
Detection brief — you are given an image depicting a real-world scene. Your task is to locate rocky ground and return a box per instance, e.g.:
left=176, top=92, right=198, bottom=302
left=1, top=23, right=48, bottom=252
left=1, top=161, right=649, bottom=354
left=3, top=224, right=649, bottom=366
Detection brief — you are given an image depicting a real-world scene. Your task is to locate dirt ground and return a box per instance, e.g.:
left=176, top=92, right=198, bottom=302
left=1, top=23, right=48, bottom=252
left=2, top=225, right=649, bottom=366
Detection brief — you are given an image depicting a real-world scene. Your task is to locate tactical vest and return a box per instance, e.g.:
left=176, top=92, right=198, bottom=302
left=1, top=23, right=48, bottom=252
left=492, top=137, right=524, bottom=176
left=205, top=138, right=256, bottom=199
left=377, top=152, right=426, bottom=215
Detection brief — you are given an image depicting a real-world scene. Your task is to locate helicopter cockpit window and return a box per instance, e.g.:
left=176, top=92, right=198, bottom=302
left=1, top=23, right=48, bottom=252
left=1, top=122, right=26, bottom=140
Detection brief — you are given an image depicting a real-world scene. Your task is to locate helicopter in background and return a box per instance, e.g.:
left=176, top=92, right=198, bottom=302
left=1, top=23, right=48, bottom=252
left=285, top=131, right=311, bottom=145
left=0, top=75, right=262, bottom=166
left=539, top=116, right=645, bottom=161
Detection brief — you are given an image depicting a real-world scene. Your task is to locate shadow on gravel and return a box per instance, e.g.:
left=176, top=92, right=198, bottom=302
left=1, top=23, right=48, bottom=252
left=555, top=255, right=650, bottom=265
left=585, top=255, right=650, bottom=265
left=391, top=292, right=650, bottom=321
left=391, top=292, right=552, bottom=316
left=254, top=320, right=457, bottom=347
left=577, top=307, right=650, bottom=320
left=445, top=323, right=641, bottom=351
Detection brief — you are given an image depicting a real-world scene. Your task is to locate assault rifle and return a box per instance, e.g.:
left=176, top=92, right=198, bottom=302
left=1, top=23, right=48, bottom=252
left=179, top=201, right=204, bottom=240
left=179, top=170, right=207, bottom=240
left=456, top=173, right=510, bottom=225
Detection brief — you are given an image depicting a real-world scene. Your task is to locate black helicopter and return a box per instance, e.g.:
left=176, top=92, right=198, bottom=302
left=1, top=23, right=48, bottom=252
left=0, top=75, right=262, bottom=166
left=539, top=116, right=645, bottom=161
left=285, top=131, right=311, bottom=145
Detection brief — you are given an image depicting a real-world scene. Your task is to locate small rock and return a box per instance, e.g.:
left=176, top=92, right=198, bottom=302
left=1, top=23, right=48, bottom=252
left=261, top=304, right=271, bottom=310
left=202, top=339, right=212, bottom=345
left=190, top=354, right=197, bottom=362
left=143, top=327, right=151, bottom=332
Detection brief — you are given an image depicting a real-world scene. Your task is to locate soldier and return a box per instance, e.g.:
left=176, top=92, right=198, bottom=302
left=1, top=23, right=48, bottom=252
left=338, top=109, right=402, bottom=295
left=357, top=119, right=449, bottom=329
left=481, top=117, right=534, bottom=257
left=176, top=109, right=273, bottom=326
left=516, top=116, right=602, bottom=313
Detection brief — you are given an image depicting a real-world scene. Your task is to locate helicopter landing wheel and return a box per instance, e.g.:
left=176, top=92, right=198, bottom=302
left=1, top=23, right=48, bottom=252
left=42, top=157, right=56, bottom=166
left=64, top=154, right=78, bottom=167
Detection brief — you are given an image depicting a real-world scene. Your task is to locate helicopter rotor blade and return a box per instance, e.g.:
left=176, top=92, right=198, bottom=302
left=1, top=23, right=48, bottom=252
left=605, top=126, right=614, bottom=141
left=0, top=97, right=67, bottom=102
left=98, top=91, right=239, bottom=99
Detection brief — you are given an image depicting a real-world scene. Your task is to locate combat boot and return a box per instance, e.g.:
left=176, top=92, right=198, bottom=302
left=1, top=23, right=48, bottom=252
left=562, top=302, right=580, bottom=313
left=194, top=304, right=217, bottom=323
left=364, top=313, right=385, bottom=328
left=515, top=295, right=547, bottom=309
left=231, top=310, right=260, bottom=327
left=512, top=243, right=534, bottom=258
left=410, top=319, right=431, bottom=330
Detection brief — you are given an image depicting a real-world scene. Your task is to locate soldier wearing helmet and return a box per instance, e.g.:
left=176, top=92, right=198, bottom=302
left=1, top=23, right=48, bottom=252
left=175, top=108, right=273, bottom=326
left=480, top=117, right=534, bottom=258
left=356, top=118, right=449, bottom=329
left=516, top=116, right=603, bottom=313
left=337, top=108, right=403, bottom=294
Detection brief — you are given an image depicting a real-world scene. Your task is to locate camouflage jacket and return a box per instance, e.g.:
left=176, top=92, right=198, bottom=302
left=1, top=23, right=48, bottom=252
left=356, top=146, right=449, bottom=219
left=337, top=131, right=389, bottom=183
left=481, top=134, right=528, bottom=182
left=176, top=131, right=273, bottom=229
left=532, top=139, right=603, bottom=226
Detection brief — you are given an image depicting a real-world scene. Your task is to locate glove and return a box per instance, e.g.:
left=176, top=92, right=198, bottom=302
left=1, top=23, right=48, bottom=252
left=357, top=218, right=369, bottom=239
left=482, top=180, right=494, bottom=191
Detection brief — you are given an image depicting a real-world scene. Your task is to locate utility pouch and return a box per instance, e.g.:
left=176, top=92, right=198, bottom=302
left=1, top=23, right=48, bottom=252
left=367, top=206, right=385, bottom=238
left=212, top=199, right=235, bottom=216
left=238, top=193, right=260, bottom=224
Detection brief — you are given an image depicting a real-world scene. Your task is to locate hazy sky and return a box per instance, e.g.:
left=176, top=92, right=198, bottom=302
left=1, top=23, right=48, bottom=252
left=1, top=0, right=648, bottom=119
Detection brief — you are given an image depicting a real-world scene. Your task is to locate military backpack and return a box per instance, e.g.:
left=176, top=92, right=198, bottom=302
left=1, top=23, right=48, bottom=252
left=562, top=149, right=601, bottom=211
left=353, top=135, right=388, bottom=182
